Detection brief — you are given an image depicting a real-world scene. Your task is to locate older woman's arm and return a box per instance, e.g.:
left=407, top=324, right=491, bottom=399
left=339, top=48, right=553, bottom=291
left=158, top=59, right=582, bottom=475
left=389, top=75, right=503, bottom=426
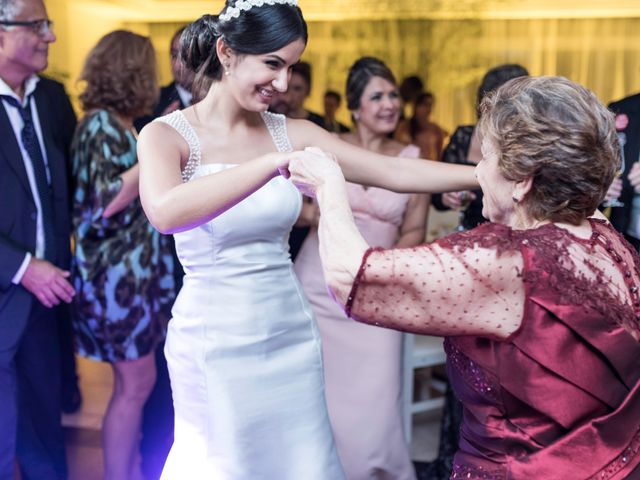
left=292, top=151, right=525, bottom=340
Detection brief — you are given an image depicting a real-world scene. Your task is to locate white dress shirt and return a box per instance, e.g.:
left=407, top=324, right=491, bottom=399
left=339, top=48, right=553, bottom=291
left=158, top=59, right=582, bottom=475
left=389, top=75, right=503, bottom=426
left=175, top=83, right=192, bottom=107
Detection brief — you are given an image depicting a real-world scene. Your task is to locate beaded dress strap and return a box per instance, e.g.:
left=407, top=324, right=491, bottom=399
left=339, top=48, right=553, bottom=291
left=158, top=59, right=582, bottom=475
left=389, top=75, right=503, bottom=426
left=261, top=111, right=293, bottom=153
left=153, top=110, right=202, bottom=182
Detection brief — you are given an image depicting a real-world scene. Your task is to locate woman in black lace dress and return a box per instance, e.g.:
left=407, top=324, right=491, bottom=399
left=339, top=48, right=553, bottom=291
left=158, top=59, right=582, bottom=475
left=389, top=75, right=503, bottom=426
left=419, top=64, right=528, bottom=480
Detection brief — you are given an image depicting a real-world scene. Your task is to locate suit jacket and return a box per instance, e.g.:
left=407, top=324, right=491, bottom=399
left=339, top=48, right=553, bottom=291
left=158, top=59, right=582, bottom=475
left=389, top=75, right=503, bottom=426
left=135, top=82, right=187, bottom=132
left=0, top=77, right=76, bottom=350
left=608, top=93, right=640, bottom=237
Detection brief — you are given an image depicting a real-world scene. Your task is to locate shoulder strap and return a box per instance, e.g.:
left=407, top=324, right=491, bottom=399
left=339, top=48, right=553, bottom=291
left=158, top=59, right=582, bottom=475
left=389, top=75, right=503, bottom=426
left=154, top=110, right=201, bottom=182
left=261, top=111, right=293, bottom=153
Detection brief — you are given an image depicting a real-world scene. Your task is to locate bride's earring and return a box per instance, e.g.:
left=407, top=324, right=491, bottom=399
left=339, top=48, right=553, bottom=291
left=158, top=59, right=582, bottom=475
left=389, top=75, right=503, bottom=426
left=224, top=63, right=230, bottom=76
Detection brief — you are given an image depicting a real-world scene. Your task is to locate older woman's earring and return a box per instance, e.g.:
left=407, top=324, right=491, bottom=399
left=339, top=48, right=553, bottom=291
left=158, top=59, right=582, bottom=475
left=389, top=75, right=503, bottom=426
left=353, top=113, right=360, bottom=121
left=512, top=196, right=519, bottom=203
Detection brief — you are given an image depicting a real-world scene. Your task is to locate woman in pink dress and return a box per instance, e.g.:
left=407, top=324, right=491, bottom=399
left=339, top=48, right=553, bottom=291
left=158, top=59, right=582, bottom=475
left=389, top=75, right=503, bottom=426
left=295, top=57, right=428, bottom=480
left=290, top=76, right=640, bottom=480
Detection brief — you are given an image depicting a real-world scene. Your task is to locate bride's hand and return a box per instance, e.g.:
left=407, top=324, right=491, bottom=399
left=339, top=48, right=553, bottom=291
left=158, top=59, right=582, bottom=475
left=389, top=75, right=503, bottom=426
left=289, top=147, right=344, bottom=198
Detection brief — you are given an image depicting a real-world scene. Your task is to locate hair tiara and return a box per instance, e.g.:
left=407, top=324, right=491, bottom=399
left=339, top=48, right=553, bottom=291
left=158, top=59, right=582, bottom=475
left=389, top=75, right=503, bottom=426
left=219, top=0, right=298, bottom=22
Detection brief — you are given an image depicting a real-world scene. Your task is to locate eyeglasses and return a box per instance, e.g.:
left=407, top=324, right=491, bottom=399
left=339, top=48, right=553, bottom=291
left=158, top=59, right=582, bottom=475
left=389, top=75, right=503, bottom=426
left=0, top=18, right=53, bottom=36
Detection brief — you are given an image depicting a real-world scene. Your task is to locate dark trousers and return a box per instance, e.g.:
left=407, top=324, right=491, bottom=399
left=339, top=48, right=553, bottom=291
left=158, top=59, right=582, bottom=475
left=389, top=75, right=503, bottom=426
left=140, top=236, right=181, bottom=480
left=0, top=302, right=67, bottom=480
left=625, top=233, right=640, bottom=251
left=56, top=304, right=79, bottom=401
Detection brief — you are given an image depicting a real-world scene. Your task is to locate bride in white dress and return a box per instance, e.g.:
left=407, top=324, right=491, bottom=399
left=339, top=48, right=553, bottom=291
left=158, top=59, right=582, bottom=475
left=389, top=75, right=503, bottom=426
left=137, top=1, right=476, bottom=478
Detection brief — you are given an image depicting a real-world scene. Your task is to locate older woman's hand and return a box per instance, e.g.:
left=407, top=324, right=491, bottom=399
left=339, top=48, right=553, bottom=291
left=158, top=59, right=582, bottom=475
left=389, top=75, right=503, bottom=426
left=289, top=147, right=345, bottom=198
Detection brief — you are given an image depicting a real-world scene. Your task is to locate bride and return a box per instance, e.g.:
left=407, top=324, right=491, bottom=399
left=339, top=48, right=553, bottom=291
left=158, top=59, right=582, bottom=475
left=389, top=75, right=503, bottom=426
left=137, top=1, right=475, bottom=478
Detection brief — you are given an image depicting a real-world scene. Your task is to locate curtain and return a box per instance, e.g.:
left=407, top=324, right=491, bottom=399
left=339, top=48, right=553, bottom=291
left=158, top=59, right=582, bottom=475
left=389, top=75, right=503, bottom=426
left=142, top=16, right=640, bottom=130
left=302, top=17, right=640, bottom=130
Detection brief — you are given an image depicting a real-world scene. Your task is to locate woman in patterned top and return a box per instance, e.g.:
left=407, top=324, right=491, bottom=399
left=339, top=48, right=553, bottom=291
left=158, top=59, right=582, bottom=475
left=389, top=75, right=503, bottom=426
left=70, top=30, right=175, bottom=480
left=289, top=76, right=640, bottom=480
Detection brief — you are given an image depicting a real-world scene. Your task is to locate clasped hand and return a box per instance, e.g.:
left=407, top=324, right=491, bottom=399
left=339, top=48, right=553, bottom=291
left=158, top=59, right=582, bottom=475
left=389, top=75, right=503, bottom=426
left=21, top=258, right=75, bottom=308
left=284, top=147, right=344, bottom=198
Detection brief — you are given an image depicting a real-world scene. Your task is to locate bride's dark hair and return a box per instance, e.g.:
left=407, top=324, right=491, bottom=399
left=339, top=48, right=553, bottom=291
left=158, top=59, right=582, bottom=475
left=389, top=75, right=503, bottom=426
left=181, top=2, right=308, bottom=100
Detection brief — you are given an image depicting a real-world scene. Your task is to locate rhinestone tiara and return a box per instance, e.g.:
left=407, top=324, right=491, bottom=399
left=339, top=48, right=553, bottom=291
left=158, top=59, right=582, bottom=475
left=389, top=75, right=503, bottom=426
left=219, top=0, right=298, bottom=22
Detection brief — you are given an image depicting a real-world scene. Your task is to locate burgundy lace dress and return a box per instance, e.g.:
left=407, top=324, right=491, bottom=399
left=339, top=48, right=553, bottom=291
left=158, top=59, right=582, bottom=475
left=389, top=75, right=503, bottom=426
left=346, top=219, right=640, bottom=480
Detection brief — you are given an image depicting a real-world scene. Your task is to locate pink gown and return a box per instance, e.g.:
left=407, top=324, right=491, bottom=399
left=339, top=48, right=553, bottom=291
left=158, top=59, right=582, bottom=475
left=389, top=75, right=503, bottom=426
left=346, top=219, right=640, bottom=480
left=294, top=145, right=420, bottom=480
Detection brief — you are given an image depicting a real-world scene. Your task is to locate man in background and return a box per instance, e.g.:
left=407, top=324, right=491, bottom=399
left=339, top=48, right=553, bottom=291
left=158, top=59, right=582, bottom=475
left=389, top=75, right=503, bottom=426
left=322, top=90, right=349, bottom=133
left=607, top=92, right=640, bottom=249
left=135, top=24, right=194, bottom=480
left=135, top=25, right=193, bottom=131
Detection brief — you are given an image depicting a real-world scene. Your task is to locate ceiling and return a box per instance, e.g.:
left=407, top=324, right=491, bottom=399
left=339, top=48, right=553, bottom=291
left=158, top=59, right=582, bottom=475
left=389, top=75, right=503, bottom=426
left=72, top=0, right=640, bottom=22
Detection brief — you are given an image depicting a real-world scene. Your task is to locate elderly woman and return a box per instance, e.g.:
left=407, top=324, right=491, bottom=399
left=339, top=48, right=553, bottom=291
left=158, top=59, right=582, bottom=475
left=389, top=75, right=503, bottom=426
left=290, top=76, right=640, bottom=479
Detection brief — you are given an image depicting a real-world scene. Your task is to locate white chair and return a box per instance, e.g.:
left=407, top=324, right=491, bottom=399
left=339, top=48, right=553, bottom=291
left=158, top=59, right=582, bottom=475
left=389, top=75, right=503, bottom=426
left=402, top=334, right=447, bottom=443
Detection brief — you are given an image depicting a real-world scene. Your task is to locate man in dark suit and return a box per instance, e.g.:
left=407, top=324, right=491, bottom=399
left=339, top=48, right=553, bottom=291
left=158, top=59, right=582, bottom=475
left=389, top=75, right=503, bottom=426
left=135, top=26, right=193, bottom=132
left=607, top=93, right=640, bottom=249
left=135, top=25, right=193, bottom=480
left=0, top=0, right=76, bottom=478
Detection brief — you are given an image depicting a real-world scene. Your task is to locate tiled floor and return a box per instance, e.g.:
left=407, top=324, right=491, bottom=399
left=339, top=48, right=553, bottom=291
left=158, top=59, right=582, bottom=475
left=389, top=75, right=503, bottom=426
left=59, top=357, right=441, bottom=479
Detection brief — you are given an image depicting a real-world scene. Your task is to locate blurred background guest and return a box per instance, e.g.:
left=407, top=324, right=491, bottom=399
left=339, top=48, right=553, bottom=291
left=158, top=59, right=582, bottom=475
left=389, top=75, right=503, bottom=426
left=272, top=61, right=326, bottom=260
left=134, top=24, right=193, bottom=480
left=270, top=61, right=324, bottom=126
left=294, top=56, right=428, bottom=480
left=395, top=91, right=448, bottom=160
left=135, top=25, right=194, bottom=132
left=398, top=74, right=424, bottom=120
left=322, top=89, right=350, bottom=133
left=417, top=62, right=528, bottom=480
left=607, top=92, right=640, bottom=249
left=70, top=30, right=175, bottom=480
left=432, top=64, right=529, bottom=232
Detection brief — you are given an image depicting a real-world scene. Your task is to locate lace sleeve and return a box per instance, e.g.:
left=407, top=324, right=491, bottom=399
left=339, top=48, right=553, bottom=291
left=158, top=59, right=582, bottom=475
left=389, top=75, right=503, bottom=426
left=346, top=225, right=525, bottom=338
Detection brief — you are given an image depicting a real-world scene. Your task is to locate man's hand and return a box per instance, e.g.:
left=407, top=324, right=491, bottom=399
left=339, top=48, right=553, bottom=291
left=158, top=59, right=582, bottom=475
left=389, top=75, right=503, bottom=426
left=160, top=100, right=181, bottom=116
left=604, top=177, right=623, bottom=202
left=442, top=190, right=476, bottom=210
left=20, top=258, right=75, bottom=308
left=628, top=163, right=640, bottom=193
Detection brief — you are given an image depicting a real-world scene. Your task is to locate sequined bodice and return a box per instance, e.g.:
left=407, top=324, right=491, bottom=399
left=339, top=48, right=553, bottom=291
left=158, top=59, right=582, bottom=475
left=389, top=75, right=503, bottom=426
left=154, top=110, right=291, bottom=182
left=153, top=110, right=301, bottom=274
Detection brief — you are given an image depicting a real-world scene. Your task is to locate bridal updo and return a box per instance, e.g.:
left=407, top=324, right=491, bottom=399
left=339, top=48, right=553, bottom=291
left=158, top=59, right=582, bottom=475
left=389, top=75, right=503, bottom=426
left=181, top=1, right=308, bottom=99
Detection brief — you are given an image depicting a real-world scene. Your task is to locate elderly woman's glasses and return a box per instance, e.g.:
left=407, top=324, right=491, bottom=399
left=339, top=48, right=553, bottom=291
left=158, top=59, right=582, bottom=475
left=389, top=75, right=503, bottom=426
left=0, top=18, right=53, bottom=36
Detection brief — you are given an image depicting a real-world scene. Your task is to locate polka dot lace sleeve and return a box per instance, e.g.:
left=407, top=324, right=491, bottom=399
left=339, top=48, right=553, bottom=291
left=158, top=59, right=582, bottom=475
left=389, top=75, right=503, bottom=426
left=346, top=224, right=526, bottom=338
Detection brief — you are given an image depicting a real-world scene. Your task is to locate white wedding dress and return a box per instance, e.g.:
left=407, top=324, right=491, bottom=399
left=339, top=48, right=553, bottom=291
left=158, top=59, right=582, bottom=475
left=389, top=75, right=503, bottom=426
left=155, top=110, right=345, bottom=480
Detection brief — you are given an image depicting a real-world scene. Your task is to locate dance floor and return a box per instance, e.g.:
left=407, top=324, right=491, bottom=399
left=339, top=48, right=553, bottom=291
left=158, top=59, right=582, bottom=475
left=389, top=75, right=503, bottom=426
left=53, top=357, right=441, bottom=480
